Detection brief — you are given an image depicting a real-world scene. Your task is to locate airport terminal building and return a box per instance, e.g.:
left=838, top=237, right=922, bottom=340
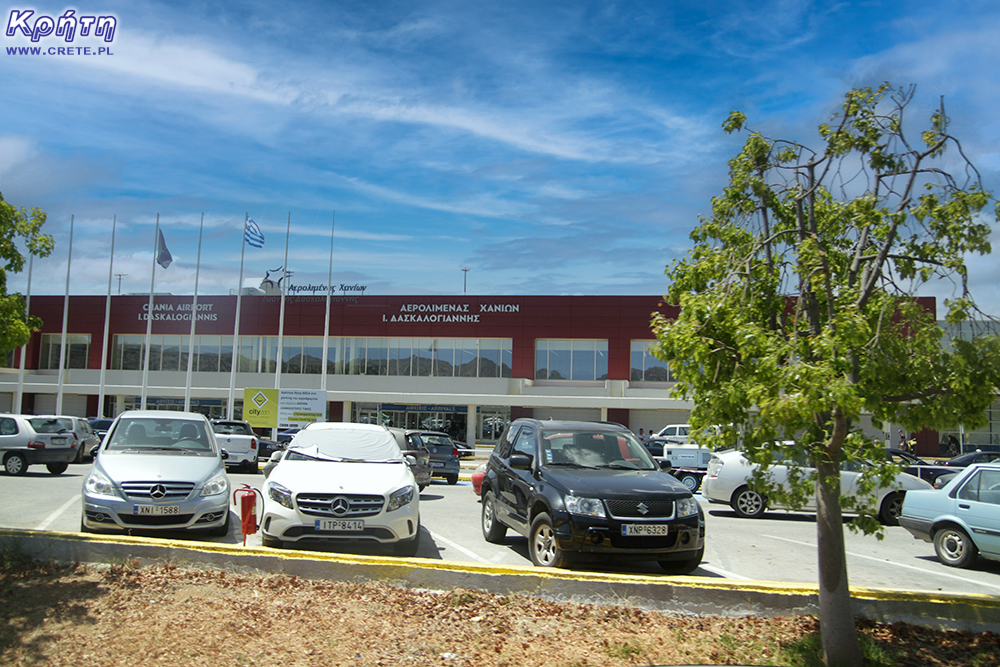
left=3, top=292, right=995, bottom=453
left=1, top=293, right=702, bottom=445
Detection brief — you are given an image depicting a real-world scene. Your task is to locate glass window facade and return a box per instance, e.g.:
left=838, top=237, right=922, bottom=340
left=110, top=335, right=512, bottom=378
left=630, top=340, right=673, bottom=381
left=38, top=334, right=90, bottom=369
left=535, top=339, right=608, bottom=381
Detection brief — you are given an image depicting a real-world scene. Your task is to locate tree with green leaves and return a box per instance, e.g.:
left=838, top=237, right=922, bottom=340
left=652, top=84, right=1000, bottom=666
left=0, top=191, right=54, bottom=359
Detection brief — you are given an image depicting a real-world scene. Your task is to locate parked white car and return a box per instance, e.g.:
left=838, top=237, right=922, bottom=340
left=1, top=414, right=78, bottom=475
left=701, top=447, right=933, bottom=525
left=81, top=411, right=231, bottom=536
left=34, top=415, right=101, bottom=464
left=261, top=422, right=421, bottom=555
left=900, top=462, right=1000, bottom=568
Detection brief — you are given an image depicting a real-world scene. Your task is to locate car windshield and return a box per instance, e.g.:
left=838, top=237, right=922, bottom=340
left=540, top=429, right=657, bottom=470
left=105, top=417, right=215, bottom=455
left=27, top=418, right=70, bottom=434
left=419, top=434, right=453, bottom=447
left=213, top=422, right=253, bottom=435
left=291, top=427, right=403, bottom=462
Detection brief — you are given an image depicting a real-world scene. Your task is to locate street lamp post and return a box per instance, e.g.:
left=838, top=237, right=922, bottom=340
left=462, top=267, right=469, bottom=294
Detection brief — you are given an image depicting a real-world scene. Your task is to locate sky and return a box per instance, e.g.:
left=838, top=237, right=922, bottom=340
left=2, top=0, right=999, bottom=310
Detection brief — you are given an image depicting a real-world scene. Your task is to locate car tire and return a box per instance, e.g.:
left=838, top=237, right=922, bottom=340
left=658, top=546, right=704, bottom=575
left=46, top=462, right=69, bottom=475
left=934, top=526, right=979, bottom=568
left=4, top=453, right=28, bottom=476
left=445, top=473, right=459, bottom=485
left=261, top=533, right=283, bottom=548
left=529, top=512, right=567, bottom=568
left=481, top=490, right=507, bottom=543
left=879, top=491, right=904, bottom=526
left=74, top=443, right=85, bottom=464
left=207, top=511, right=231, bottom=537
left=418, top=483, right=428, bottom=492
left=677, top=473, right=701, bottom=492
left=393, top=526, right=421, bottom=557
left=731, top=486, right=766, bottom=518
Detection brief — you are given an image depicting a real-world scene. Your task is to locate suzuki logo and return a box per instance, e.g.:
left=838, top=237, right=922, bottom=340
left=330, top=496, right=351, bottom=517
left=637, top=502, right=649, bottom=515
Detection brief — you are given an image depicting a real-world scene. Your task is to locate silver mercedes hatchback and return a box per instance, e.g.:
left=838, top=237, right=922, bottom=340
left=81, top=411, right=231, bottom=536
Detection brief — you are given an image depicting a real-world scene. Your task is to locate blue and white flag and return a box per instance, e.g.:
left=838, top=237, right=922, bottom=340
left=245, top=218, right=265, bottom=248
left=156, top=229, right=173, bottom=269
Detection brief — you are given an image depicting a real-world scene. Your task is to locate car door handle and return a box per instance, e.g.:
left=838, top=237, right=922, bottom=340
left=958, top=503, right=970, bottom=510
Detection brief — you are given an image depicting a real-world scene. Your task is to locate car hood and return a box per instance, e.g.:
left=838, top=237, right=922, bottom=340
left=269, top=459, right=414, bottom=493
left=95, top=452, right=224, bottom=483
left=540, top=466, right=689, bottom=498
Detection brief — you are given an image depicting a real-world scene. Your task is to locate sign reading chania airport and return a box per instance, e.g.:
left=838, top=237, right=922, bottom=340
left=382, top=302, right=520, bottom=323
left=244, top=388, right=325, bottom=429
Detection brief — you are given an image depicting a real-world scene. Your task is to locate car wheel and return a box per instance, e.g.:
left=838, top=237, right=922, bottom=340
left=261, top=533, right=283, bottom=548
left=879, top=491, right=904, bottom=526
left=4, top=453, right=28, bottom=476
left=46, top=462, right=69, bottom=475
left=731, top=486, right=766, bottom=518
left=678, top=473, right=700, bottom=492
left=393, top=526, right=421, bottom=557
left=74, top=443, right=85, bottom=464
left=658, top=546, right=704, bottom=575
left=481, top=490, right=507, bottom=543
left=934, top=526, right=979, bottom=568
left=529, top=513, right=567, bottom=568
left=445, top=473, right=459, bottom=485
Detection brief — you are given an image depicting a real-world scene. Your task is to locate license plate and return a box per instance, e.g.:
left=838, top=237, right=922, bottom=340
left=51, top=437, right=67, bottom=445
left=316, top=519, right=364, bottom=532
left=622, top=523, right=670, bottom=536
left=431, top=462, right=445, bottom=468
left=133, top=505, right=180, bottom=516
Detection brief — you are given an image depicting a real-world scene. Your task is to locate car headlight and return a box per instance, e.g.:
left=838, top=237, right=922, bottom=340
left=676, top=497, right=700, bottom=518
left=84, top=471, right=118, bottom=498
left=267, top=482, right=294, bottom=509
left=566, top=495, right=606, bottom=518
left=200, top=473, right=229, bottom=497
left=387, top=485, right=415, bottom=512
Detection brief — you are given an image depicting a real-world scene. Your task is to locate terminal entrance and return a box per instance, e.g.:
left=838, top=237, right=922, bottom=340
left=353, top=403, right=510, bottom=444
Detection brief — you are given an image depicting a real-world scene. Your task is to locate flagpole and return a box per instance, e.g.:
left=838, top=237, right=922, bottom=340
left=274, top=212, right=291, bottom=396
left=321, top=212, right=335, bottom=393
left=184, top=214, right=204, bottom=412
left=97, top=215, right=117, bottom=419
left=14, top=253, right=33, bottom=413
left=55, top=215, right=74, bottom=415
left=227, top=213, right=248, bottom=420
left=140, top=214, right=160, bottom=410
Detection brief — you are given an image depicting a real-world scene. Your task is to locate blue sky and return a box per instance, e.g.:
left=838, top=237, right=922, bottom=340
left=2, top=1, right=999, bottom=309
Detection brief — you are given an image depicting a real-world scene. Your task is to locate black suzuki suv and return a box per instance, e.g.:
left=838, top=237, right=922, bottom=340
left=480, top=419, right=704, bottom=573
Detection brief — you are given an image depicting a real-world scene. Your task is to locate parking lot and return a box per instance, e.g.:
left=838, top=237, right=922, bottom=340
left=5, top=460, right=1000, bottom=597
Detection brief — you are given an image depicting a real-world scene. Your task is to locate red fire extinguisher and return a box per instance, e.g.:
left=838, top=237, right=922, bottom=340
left=233, top=484, right=262, bottom=546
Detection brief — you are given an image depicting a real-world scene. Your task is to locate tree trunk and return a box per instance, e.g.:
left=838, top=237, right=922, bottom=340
left=816, top=458, right=863, bottom=666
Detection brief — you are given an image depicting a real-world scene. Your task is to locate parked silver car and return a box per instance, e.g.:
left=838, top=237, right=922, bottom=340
left=900, top=462, right=1000, bottom=568
left=1, top=414, right=78, bottom=476
left=34, top=415, right=101, bottom=463
left=81, top=411, right=231, bottom=536
left=701, top=446, right=933, bottom=525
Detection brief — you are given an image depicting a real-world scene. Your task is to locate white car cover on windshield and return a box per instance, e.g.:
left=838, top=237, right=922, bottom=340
left=289, top=423, right=403, bottom=462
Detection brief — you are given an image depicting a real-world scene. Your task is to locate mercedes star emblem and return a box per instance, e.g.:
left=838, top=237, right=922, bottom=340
left=330, top=496, right=351, bottom=517
left=150, top=484, right=167, bottom=500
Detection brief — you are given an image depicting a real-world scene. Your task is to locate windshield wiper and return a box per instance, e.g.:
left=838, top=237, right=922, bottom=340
left=596, top=463, right=648, bottom=470
left=546, top=461, right=597, bottom=469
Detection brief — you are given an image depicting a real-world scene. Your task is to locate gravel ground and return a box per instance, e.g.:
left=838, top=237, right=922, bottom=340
left=2, top=560, right=999, bottom=667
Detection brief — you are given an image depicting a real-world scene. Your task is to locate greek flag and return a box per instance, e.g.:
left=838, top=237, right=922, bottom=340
left=156, top=229, right=173, bottom=269
left=245, top=218, right=265, bottom=248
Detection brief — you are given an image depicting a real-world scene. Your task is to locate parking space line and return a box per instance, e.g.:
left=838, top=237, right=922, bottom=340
left=763, top=534, right=1000, bottom=593
left=36, top=494, right=80, bottom=531
left=428, top=530, right=493, bottom=564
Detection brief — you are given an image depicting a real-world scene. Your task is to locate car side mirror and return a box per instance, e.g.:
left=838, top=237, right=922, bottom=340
left=220, top=449, right=229, bottom=460
left=90, top=444, right=100, bottom=458
left=404, top=454, right=416, bottom=466
left=659, top=459, right=672, bottom=471
left=510, top=453, right=533, bottom=470
left=270, top=451, right=284, bottom=462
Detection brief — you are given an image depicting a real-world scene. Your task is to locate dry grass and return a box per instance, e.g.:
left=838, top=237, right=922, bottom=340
left=1, top=559, right=998, bottom=667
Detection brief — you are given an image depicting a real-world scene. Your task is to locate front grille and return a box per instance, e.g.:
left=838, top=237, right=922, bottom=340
left=119, top=513, right=195, bottom=526
left=282, top=525, right=395, bottom=540
left=295, top=493, right=385, bottom=518
left=606, top=499, right=675, bottom=519
left=120, top=481, right=195, bottom=501
left=608, top=531, right=680, bottom=549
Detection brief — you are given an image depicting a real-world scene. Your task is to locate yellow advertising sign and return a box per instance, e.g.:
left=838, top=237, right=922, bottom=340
left=243, top=388, right=279, bottom=428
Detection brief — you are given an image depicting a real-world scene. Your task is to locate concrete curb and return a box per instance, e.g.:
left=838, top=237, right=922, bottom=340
left=3, top=527, right=998, bottom=634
